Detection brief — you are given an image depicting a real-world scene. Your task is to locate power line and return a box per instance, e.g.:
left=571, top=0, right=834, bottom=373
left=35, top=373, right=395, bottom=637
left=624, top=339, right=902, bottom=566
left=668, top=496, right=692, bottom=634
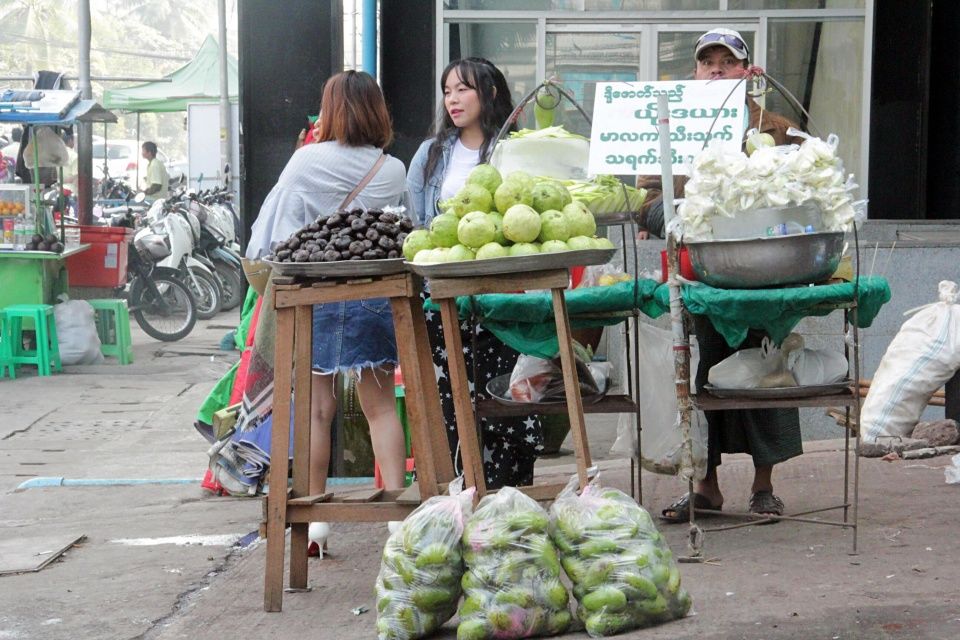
left=0, top=30, right=194, bottom=62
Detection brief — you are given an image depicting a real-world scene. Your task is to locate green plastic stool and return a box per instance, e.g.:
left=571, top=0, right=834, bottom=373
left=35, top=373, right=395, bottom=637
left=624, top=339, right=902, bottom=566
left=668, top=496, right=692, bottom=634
left=3, top=304, right=62, bottom=377
left=87, top=299, right=134, bottom=365
left=0, top=311, right=15, bottom=379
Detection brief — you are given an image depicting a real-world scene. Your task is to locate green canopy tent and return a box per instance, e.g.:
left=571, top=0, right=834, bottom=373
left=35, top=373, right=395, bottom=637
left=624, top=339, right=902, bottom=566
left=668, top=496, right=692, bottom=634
left=102, top=35, right=238, bottom=112
left=100, top=36, right=238, bottom=188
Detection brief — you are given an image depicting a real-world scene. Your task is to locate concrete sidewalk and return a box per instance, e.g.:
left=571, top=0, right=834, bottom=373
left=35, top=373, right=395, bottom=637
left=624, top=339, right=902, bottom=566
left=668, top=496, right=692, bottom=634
left=144, top=446, right=960, bottom=640
left=1, top=312, right=958, bottom=640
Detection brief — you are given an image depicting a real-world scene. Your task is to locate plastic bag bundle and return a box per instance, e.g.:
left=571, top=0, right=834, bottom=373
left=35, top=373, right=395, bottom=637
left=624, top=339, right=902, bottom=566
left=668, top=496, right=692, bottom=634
left=549, top=477, right=691, bottom=637
left=375, top=487, right=475, bottom=640
left=458, top=487, right=572, bottom=640
left=509, top=342, right=599, bottom=403
left=53, top=298, right=104, bottom=365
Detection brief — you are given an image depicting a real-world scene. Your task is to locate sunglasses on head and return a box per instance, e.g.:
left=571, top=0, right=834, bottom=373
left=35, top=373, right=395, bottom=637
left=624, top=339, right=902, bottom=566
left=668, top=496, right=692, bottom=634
left=697, top=32, right=749, bottom=57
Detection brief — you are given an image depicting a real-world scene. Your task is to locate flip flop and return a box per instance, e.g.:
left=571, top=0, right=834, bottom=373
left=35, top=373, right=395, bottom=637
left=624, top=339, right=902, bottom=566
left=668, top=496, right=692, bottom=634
left=748, top=490, right=785, bottom=525
left=660, top=492, right=723, bottom=524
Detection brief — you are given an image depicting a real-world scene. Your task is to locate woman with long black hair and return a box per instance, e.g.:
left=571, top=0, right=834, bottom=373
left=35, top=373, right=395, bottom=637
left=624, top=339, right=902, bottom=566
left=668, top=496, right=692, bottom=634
left=408, top=58, right=543, bottom=489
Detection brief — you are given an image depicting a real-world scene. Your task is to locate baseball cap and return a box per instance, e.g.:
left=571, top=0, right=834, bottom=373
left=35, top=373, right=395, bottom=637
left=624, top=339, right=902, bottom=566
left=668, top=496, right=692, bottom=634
left=695, top=28, right=750, bottom=61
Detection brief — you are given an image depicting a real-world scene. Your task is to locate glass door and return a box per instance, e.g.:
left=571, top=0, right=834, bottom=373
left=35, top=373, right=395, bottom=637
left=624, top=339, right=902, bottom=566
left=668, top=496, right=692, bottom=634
left=544, top=25, right=647, bottom=137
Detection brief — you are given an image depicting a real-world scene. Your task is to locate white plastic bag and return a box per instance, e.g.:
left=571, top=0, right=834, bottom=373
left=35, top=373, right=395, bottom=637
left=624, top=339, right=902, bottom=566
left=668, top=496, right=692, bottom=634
left=786, top=345, right=848, bottom=386
left=54, top=298, right=104, bottom=365
left=375, top=485, right=475, bottom=640
left=946, top=454, right=960, bottom=485
left=707, top=337, right=785, bottom=389
left=23, top=126, right=70, bottom=168
left=508, top=344, right=599, bottom=403
left=611, top=322, right=707, bottom=480
left=862, top=281, right=960, bottom=442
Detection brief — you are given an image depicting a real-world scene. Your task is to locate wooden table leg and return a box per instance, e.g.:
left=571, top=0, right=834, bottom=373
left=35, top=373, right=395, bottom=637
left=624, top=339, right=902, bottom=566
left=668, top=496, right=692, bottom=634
left=551, top=288, right=593, bottom=489
left=289, top=304, right=314, bottom=590
left=438, top=297, right=487, bottom=497
left=390, top=295, right=455, bottom=499
left=264, top=305, right=295, bottom=612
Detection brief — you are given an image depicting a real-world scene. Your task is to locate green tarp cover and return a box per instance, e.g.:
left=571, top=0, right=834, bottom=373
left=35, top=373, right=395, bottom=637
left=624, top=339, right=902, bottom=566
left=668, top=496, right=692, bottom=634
left=681, top=275, right=891, bottom=347
left=102, top=36, right=238, bottom=112
left=428, top=276, right=890, bottom=358
left=426, top=279, right=665, bottom=359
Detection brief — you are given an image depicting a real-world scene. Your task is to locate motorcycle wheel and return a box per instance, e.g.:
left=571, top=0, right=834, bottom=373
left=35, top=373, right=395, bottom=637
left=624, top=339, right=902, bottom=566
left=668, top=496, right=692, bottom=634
left=129, top=274, right=197, bottom=342
left=214, top=260, right=245, bottom=311
left=185, top=268, right=223, bottom=320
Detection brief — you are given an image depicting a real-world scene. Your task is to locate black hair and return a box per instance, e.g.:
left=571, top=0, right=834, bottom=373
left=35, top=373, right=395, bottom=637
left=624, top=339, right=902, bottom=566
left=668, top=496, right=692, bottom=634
left=142, top=141, right=158, bottom=156
left=422, top=57, right=515, bottom=185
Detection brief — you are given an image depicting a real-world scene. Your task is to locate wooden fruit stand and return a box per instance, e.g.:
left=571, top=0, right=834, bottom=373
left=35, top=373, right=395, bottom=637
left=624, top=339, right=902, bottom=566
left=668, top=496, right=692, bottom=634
left=262, top=264, right=595, bottom=611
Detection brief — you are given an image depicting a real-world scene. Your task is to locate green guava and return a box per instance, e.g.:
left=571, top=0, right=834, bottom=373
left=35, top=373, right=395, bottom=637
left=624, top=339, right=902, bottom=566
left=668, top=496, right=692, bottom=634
left=402, top=229, right=434, bottom=261
left=537, top=209, right=571, bottom=242
left=502, top=204, right=542, bottom=243
left=457, top=211, right=496, bottom=248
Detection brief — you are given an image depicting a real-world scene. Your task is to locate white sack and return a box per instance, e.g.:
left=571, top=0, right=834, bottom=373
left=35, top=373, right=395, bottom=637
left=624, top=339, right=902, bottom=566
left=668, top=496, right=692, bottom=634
left=54, top=299, right=104, bottom=365
left=861, top=281, right=960, bottom=442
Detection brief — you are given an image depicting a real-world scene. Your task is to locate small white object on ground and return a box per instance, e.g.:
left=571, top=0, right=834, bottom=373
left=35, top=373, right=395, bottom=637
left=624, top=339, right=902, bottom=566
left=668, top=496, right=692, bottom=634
left=945, top=453, right=960, bottom=485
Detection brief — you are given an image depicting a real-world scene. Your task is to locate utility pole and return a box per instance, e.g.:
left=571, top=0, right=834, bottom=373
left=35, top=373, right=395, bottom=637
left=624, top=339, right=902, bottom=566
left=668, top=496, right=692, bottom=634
left=218, top=0, right=232, bottom=191
left=77, top=0, right=93, bottom=225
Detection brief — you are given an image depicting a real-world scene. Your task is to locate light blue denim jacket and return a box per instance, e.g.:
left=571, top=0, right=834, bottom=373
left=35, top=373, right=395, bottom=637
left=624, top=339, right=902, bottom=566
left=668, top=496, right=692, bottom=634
left=406, top=134, right=458, bottom=227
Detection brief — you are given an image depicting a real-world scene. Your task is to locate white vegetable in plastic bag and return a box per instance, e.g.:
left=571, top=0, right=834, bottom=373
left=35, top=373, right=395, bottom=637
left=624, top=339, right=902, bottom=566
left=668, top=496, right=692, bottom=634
left=861, top=281, right=960, bottom=442
left=549, top=475, right=692, bottom=637
left=54, top=298, right=104, bottom=365
left=375, top=486, right=475, bottom=640
left=458, top=487, right=572, bottom=639
left=611, top=322, right=707, bottom=480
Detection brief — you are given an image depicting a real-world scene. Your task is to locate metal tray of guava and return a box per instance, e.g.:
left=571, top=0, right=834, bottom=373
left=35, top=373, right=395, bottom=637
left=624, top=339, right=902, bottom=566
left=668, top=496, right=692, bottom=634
left=264, top=258, right=407, bottom=279
left=405, top=248, right=615, bottom=279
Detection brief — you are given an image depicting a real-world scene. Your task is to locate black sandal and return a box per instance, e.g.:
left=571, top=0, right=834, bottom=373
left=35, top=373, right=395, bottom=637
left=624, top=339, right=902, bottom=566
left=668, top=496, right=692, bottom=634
left=660, top=492, right=723, bottom=524
left=748, top=490, right=785, bottom=525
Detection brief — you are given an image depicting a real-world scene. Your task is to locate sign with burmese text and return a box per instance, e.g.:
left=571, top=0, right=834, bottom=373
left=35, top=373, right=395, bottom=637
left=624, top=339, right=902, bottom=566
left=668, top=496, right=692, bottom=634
left=588, top=80, right=747, bottom=176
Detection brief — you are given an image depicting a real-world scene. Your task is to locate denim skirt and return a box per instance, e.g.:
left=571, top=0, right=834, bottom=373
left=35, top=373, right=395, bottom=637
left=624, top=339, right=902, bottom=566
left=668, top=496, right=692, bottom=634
left=311, top=297, right=398, bottom=374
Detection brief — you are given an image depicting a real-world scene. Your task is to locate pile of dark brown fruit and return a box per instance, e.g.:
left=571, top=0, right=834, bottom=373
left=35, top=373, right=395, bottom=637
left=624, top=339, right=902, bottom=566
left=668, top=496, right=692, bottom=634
left=26, top=233, right=64, bottom=253
left=268, top=208, right=413, bottom=263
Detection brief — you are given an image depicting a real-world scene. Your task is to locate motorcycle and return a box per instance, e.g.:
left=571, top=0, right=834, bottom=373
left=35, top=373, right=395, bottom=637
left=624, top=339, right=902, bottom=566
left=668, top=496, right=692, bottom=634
left=189, top=190, right=245, bottom=311
left=104, top=199, right=198, bottom=342
left=145, top=195, right=223, bottom=320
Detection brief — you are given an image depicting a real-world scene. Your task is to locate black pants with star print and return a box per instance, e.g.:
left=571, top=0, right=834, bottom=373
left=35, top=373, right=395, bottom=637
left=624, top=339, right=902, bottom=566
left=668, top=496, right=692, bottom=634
left=424, top=304, right=543, bottom=489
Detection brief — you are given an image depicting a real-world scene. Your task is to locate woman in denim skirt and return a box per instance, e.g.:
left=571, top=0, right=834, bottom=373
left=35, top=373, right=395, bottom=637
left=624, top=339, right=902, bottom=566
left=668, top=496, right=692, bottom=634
left=407, top=58, right=544, bottom=489
left=247, top=71, right=409, bottom=552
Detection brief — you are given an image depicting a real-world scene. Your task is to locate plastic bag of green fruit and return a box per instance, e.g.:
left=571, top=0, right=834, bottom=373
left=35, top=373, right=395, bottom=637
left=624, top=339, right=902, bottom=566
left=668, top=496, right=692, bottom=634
left=458, top=486, right=572, bottom=640
left=548, top=475, right=692, bottom=637
left=375, top=485, right=476, bottom=640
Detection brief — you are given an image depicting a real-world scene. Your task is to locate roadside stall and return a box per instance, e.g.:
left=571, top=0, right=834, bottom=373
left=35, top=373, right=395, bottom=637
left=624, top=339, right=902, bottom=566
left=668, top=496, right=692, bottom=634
left=0, top=90, right=117, bottom=309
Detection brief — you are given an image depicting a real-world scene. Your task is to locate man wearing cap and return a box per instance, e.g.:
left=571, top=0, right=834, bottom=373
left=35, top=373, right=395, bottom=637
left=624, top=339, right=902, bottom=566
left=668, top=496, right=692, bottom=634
left=647, top=29, right=805, bottom=524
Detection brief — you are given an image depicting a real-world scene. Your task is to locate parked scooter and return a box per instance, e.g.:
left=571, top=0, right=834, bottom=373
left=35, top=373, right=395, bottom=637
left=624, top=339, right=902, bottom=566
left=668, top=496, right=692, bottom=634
left=144, top=195, right=223, bottom=319
left=189, top=189, right=244, bottom=310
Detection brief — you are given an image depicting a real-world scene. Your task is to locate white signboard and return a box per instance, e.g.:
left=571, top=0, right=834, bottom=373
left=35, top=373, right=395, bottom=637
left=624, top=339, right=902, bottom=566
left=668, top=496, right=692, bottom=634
left=187, top=102, right=240, bottom=195
left=588, top=80, right=747, bottom=176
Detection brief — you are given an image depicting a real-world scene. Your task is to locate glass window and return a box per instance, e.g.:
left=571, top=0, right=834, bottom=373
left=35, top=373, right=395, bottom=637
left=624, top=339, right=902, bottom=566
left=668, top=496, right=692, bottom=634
left=447, top=22, right=538, bottom=125
left=446, top=1, right=719, bottom=9
left=658, top=30, right=756, bottom=81
left=729, top=1, right=863, bottom=8
left=546, top=32, right=643, bottom=137
left=763, top=20, right=864, bottom=177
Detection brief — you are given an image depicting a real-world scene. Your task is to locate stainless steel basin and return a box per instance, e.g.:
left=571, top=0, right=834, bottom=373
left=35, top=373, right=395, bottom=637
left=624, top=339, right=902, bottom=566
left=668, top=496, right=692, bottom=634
left=685, top=231, right=845, bottom=288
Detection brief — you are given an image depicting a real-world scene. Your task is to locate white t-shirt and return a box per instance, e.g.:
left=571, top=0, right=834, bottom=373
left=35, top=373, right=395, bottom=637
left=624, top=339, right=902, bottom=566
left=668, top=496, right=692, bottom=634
left=439, top=138, right=480, bottom=201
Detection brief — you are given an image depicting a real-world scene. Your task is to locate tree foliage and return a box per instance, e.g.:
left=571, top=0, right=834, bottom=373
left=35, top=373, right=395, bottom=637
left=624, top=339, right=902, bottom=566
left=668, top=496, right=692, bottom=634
left=0, top=0, right=238, bottom=158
